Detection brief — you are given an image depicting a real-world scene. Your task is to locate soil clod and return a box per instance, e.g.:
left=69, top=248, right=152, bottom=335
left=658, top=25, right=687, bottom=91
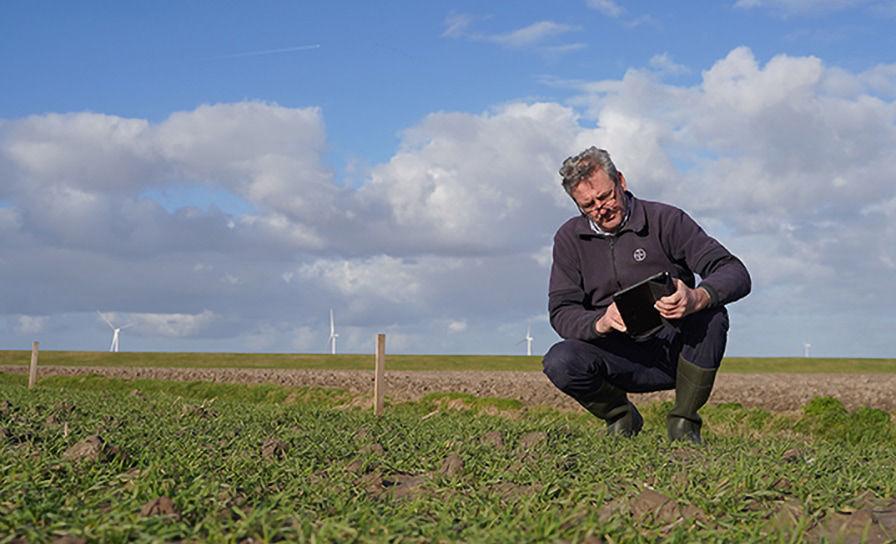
left=782, top=448, right=802, bottom=462
left=51, top=536, right=86, bottom=544
left=873, top=499, right=896, bottom=534
left=345, top=459, right=364, bottom=474
left=771, top=477, right=793, bottom=493
left=359, top=471, right=385, bottom=496
left=439, top=453, right=464, bottom=477
left=140, top=496, right=179, bottom=518
left=480, top=431, right=504, bottom=449
left=808, top=509, right=889, bottom=544
left=359, top=443, right=384, bottom=456
left=62, top=435, right=106, bottom=463
left=518, top=431, right=547, bottom=449
left=382, top=472, right=429, bottom=499
left=769, top=497, right=806, bottom=528
left=626, top=488, right=709, bottom=528
left=597, top=498, right=626, bottom=522
left=261, top=438, right=287, bottom=459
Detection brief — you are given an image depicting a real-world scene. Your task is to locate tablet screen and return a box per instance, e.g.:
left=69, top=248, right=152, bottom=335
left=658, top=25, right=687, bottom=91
left=612, top=272, right=675, bottom=338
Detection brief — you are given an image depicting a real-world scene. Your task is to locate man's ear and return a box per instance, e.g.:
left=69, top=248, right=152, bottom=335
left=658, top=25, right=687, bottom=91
left=618, top=171, right=627, bottom=191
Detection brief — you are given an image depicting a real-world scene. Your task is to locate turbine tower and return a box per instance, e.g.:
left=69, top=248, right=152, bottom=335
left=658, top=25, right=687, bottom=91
left=97, top=311, right=133, bottom=353
left=517, top=325, right=534, bottom=356
left=804, top=342, right=811, bottom=358
left=328, top=309, right=339, bottom=355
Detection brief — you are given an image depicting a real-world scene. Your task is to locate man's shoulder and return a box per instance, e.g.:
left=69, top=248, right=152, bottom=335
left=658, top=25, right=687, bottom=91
left=632, top=196, right=691, bottom=228
left=635, top=196, right=684, bottom=216
left=554, top=215, right=588, bottom=239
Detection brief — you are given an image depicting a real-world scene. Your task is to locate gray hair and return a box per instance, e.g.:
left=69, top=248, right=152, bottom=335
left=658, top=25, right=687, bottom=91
left=558, top=146, right=620, bottom=195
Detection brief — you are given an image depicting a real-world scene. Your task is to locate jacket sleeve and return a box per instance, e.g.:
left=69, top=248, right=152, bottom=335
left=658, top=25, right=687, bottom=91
left=548, top=230, right=603, bottom=340
left=662, top=208, right=751, bottom=307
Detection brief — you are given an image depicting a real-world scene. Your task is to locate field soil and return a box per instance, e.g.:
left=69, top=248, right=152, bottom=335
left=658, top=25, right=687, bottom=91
left=3, top=365, right=895, bottom=412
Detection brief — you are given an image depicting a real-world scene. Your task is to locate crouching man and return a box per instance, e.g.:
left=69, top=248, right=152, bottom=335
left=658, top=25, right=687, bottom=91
left=543, top=147, right=751, bottom=443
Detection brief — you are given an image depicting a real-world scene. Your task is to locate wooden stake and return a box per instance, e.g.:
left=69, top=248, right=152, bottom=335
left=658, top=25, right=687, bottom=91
left=28, top=341, right=39, bottom=390
left=374, top=333, right=385, bottom=416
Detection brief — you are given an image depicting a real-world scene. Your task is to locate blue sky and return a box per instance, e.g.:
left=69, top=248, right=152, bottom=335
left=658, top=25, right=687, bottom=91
left=2, top=1, right=895, bottom=356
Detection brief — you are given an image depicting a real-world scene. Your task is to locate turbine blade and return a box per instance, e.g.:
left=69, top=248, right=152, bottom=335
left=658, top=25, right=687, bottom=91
left=97, top=310, right=115, bottom=329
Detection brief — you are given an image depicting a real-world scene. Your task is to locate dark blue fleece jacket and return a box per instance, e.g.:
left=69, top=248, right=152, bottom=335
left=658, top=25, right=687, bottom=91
left=548, top=193, right=751, bottom=341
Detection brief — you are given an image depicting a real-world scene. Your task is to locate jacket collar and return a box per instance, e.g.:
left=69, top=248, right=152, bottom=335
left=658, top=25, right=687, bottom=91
left=573, top=191, right=646, bottom=238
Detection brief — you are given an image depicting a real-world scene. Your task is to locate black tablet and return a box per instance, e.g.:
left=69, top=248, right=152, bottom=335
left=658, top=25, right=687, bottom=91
left=611, top=271, right=676, bottom=339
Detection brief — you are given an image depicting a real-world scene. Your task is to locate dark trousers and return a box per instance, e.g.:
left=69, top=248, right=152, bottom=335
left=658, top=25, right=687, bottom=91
left=542, top=307, right=729, bottom=404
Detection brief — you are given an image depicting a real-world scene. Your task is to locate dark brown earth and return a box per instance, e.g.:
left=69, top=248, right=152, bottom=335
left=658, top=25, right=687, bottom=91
left=3, top=365, right=896, bottom=412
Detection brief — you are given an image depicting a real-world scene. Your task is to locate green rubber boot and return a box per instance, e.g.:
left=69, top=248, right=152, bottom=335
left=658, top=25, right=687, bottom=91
left=667, top=357, right=718, bottom=444
left=581, top=381, right=643, bottom=437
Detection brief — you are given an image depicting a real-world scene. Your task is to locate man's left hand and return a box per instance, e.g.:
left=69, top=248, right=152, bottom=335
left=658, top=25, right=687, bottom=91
left=654, top=279, right=710, bottom=319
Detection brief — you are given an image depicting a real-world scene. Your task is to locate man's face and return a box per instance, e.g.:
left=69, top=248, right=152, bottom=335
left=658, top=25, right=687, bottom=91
left=570, top=167, right=628, bottom=232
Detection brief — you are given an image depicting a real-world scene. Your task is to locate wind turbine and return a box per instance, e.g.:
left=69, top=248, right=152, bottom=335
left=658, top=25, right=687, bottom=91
left=97, top=311, right=133, bottom=353
left=328, top=309, right=339, bottom=355
left=516, top=324, right=534, bottom=356
left=804, top=342, right=811, bottom=358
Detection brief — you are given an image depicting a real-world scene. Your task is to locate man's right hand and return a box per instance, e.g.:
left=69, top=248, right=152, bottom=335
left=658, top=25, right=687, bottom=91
left=595, top=302, right=627, bottom=335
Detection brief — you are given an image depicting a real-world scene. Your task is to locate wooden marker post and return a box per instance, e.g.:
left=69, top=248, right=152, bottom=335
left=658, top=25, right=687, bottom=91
left=374, top=333, right=385, bottom=416
left=28, top=341, right=39, bottom=390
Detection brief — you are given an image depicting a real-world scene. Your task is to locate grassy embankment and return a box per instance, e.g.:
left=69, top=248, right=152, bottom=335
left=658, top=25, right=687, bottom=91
left=1, top=350, right=895, bottom=373
left=2, top=373, right=895, bottom=542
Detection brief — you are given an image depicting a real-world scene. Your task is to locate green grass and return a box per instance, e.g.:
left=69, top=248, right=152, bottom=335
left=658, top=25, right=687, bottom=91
left=2, top=373, right=895, bottom=542
left=2, top=350, right=896, bottom=373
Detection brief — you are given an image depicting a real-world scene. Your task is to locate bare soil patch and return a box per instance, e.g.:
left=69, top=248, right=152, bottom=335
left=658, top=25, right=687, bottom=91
left=62, top=435, right=106, bottom=463
left=3, top=366, right=895, bottom=412
left=140, top=496, right=179, bottom=518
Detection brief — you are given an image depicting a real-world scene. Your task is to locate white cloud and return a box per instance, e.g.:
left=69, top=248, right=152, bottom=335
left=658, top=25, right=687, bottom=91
left=0, top=102, right=337, bottom=256
left=442, top=13, right=477, bottom=38
left=858, top=63, right=896, bottom=97
left=358, top=102, right=578, bottom=253
left=442, top=16, right=580, bottom=51
left=539, top=43, right=588, bottom=56
left=128, top=310, right=218, bottom=338
left=221, top=274, right=241, bottom=285
left=154, top=102, right=338, bottom=221
left=624, top=15, right=662, bottom=29
left=15, top=315, right=47, bottom=335
left=447, top=320, right=468, bottom=333
left=237, top=212, right=325, bottom=250
left=586, top=0, right=625, bottom=17
left=649, top=53, right=690, bottom=76
left=488, top=21, right=580, bottom=48
left=2, top=112, right=157, bottom=192
left=296, top=256, right=428, bottom=304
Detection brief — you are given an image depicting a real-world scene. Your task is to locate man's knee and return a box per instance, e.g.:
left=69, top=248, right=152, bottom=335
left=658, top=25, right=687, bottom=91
left=680, top=306, right=729, bottom=369
left=683, top=306, right=729, bottom=341
left=706, top=306, right=730, bottom=336
left=542, top=340, right=589, bottom=393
